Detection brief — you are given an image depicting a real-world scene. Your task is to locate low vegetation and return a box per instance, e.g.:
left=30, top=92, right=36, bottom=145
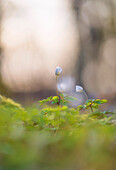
left=0, top=94, right=116, bottom=170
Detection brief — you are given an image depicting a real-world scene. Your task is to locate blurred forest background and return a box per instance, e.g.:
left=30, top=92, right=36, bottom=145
left=0, top=0, right=116, bottom=108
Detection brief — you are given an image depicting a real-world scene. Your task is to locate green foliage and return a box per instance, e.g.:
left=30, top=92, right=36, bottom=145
left=0, top=95, right=115, bottom=170
left=39, top=94, right=77, bottom=106
left=78, top=99, right=108, bottom=112
left=0, top=95, right=24, bottom=110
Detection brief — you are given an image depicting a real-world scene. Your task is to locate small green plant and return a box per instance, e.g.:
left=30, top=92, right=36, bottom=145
left=77, top=99, right=108, bottom=111
left=75, top=86, right=108, bottom=112
left=40, top=67, right=108, bottom=113
left=39, top=94, right=77, bottom=106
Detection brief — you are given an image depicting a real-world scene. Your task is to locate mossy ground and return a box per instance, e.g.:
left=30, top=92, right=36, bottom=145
left=0, top=96, right=116, bottom=170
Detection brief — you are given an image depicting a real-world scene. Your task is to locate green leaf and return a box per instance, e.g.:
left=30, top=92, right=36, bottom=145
left=39, top=96, right=52, bottom=105
left=93, top=101, right=102, bottom=104
left=51, top=96, right=59, bottom=104
left=77, top=105, right=83, bottom=110
left=52, top=96, right=59, bottom=100
left=100, top=99, right=108, bottom=104
left=65, top=96, right=78, bottom=101
left=85, top=100, right=91, bottom=104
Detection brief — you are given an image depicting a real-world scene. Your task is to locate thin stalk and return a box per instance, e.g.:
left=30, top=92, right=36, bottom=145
left=89, top=103, right=93, bottom=113
left=56, top=76, right=62, bottom=107
left=83, top=91, right=88, bottom=100
left=56, top=76, right=58, bottom=97
left=83, top=91, right=93, bottom=113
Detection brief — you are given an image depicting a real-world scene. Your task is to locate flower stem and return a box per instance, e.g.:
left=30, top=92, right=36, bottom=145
left=83, top=91, right=93, bottom=113
left=83, top=91, right=88, bottom=100
left=90, top=103, right=93, bottom=113
left=56, top=76, right=58, bottom=97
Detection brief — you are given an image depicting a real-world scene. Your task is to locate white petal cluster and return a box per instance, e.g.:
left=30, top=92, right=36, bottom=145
left=55, top=66, right=62, bottom=76
left=76, top=86, right=83, bottom=92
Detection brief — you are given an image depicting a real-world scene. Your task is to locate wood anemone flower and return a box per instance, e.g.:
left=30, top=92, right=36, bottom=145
left=76, top=85, right=93, bottom=112
left=76, top=85, right=88, bottom=101
left=76, top=86, right=84, bottom=92
left=55, top=66, right=62, bottom=76
left=55, top=66, right=62, bottom=98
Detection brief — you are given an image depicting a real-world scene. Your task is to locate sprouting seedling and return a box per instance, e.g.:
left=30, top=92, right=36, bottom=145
left=55, top=66, right=62, bottom=97
left=76, top=85, right=93, bottom=112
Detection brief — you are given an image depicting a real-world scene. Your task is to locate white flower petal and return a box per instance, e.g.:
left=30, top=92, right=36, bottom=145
left=76, top=85, right=83, bottom=92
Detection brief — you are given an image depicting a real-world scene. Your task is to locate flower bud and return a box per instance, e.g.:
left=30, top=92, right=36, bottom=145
left=55, top=66, right=62, bottom=76
left=76, top=85, right=83, bottom=92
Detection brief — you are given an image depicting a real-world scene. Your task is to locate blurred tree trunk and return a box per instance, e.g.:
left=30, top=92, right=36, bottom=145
left=0, top=0, right=3, bottom=58
left=0, top=0, right=10, bottom=95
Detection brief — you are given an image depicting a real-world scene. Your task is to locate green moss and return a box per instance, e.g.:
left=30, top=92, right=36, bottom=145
left=0, top=95, right=115, bottom=170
